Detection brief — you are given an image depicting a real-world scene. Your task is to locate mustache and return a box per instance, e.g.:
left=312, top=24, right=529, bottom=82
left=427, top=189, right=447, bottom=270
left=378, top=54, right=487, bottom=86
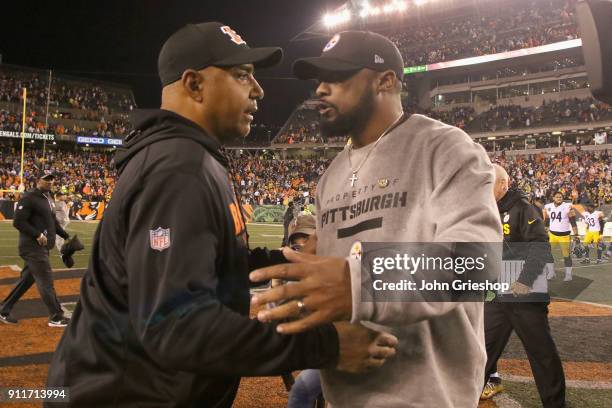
left=315, top=100, right=337, bottom=112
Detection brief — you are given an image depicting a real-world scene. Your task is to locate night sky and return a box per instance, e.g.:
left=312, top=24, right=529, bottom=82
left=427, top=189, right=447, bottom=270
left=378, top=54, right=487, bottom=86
left=0, top=0, right=345, bottom=126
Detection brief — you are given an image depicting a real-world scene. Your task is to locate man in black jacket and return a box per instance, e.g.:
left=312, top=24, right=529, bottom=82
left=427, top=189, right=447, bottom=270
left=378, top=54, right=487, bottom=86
left=46, top=22, right=396, bottom=407
left=0, top=173, right=70, bottom=327
left=481, top=164, right=565, bottom=408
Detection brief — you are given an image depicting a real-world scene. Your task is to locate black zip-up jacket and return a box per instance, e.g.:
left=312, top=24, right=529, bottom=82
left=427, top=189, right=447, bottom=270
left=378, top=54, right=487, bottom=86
left=497, top=188, right=553, bottom=301
left=13, top=188, right=68, bottom=253
left=46, top=109, right=339, bottom=407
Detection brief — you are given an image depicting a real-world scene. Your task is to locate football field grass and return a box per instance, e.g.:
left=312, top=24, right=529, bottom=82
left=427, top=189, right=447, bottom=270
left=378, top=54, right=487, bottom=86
left=0, top=220, right=285, bottom=270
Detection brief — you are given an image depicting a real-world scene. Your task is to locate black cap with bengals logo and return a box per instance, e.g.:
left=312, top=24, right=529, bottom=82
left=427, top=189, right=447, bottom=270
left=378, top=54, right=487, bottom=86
left=158, top=22, right=283, bottom=86
left=293, top=30, right=404, bottom=81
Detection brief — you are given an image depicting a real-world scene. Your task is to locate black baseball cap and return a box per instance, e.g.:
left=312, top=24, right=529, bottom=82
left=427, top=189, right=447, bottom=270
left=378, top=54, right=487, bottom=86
left=158, top=22, right=283, bottom=86
left=293, top=31, right=404, bottom=81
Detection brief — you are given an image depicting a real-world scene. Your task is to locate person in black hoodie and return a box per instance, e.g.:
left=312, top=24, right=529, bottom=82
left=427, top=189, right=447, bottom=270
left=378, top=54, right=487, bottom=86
left=0, top=173, right=71, bottom=327
left=481, top=164, right=565, bottom=408
left=46, top=22, right=397, bottom=408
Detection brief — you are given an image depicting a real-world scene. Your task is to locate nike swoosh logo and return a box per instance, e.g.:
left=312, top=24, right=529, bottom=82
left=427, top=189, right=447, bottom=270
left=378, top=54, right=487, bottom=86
left=528, top=220, right=536, bottom=225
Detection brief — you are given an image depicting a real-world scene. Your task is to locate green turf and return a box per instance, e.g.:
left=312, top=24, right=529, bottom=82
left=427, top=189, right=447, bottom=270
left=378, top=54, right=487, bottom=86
left=2, top=221, right=610, bottom=304
left=0, top=220, right=284, bottom=270
left=504, top=380, right=612, bottom=408
left=548, top=246, right=612, bottom=306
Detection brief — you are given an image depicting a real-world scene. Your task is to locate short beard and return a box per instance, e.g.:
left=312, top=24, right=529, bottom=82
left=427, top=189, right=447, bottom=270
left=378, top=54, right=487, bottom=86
left=319, top=87, right=375, bottom=141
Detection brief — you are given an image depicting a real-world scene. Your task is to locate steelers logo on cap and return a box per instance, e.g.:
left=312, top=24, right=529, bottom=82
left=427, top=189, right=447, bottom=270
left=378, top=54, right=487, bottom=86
left=323, top=34, right=340, bottom=52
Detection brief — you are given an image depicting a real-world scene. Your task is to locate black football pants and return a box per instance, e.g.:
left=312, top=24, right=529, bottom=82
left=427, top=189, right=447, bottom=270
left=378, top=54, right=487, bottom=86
left=1, top=250, right=63, bottom=320
left=484, top=301, right=566, bottom=408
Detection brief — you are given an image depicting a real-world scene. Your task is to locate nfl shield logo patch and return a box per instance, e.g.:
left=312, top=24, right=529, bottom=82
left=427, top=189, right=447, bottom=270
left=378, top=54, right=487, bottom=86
left=150, top=227, right=171, bottom=251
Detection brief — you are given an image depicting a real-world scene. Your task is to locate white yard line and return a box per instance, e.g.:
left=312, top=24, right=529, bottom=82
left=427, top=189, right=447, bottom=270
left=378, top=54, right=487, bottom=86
left=492, top=393, right=522, bottom=408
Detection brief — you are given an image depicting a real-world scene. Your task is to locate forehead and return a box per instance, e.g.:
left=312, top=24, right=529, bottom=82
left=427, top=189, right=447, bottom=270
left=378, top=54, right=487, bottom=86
left=317, top=68, right=371, bottom=85
left=201, top=64, right=255, bottom=78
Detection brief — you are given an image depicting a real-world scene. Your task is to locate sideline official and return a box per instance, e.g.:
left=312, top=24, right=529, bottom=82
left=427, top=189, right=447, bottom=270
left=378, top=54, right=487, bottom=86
left=0, top=173, right=70, bottom=327
left=482, top=164, right=566, bottom=407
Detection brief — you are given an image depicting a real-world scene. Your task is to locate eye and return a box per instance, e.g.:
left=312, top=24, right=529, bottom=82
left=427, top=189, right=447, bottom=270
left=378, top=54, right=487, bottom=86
left=237, top=71, right=250, bottom=81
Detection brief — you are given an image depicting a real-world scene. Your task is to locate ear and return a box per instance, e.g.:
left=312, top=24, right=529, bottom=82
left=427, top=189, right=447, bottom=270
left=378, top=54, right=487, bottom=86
left=181, top=69, right=204, bottom=102
left=376, top=70, right=397, bottom=94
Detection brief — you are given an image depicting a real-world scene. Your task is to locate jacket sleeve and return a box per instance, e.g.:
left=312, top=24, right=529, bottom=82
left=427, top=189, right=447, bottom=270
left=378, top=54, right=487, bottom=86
left=13, top=195, right=41, bottom=239
left=517, top=204, right=550, bottom=287
left=350, top=129, right=503, bottom=326
left=126, top=170, right=338, bottom=376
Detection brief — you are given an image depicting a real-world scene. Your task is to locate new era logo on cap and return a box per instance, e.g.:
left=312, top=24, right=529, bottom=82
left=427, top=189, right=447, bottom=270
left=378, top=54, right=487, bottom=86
left=374, top=54, right=385, bottom=64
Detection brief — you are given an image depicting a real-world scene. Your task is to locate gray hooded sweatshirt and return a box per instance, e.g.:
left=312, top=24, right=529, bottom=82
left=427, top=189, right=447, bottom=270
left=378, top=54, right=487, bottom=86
left=316, top=114, right=503, bottom=408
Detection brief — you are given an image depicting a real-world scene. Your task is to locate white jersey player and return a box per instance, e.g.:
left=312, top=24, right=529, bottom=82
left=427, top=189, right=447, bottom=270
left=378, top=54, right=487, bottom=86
left=542, top=192, right=577, bottom=281
left=574, top=203, right=606, bottom=264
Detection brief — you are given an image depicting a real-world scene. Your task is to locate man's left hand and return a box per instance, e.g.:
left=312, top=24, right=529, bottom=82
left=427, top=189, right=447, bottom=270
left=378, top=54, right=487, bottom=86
left=250, top=247, right=352, bottom=334
left=511, top=281, right=530, bottom=296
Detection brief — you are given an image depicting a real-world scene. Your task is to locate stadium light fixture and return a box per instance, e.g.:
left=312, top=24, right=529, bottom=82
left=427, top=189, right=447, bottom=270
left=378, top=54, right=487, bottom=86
left=323, top=13, right=334, bottom=27
left=396, top=1, right=408, bottom=11
left=414, top=0, right=427, bottom=6
left=360, top=9, right=370, bottom=17
left=383, top=4, right=394, bottom=13
left=323, top=10, right=351, bottom=27
left=370, top=6, right=381, bottom=15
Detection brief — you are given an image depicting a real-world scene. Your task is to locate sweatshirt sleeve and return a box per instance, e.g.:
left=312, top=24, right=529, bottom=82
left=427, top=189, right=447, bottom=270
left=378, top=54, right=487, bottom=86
left=126, top=170, right=339, bottom=376
left=350, top=127, right=502, bottom=326
left=517, top=204, right=550, bottom=287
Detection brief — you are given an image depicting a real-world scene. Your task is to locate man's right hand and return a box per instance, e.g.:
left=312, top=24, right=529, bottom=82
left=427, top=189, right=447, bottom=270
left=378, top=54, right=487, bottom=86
left=334, top=322, right=398, bottom=374
left=36, top=233, right=47, bottom=247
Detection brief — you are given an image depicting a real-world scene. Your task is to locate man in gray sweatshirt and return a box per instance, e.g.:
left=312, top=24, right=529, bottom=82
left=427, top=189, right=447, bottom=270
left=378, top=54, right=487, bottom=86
left=251, top=30, right=502, bottom=407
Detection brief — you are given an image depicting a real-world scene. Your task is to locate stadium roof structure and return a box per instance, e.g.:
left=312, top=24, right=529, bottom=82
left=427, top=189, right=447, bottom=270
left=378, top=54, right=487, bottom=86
left=291, top=1, right=351, bottom=42
left=411, top=40, right=585, bottom=80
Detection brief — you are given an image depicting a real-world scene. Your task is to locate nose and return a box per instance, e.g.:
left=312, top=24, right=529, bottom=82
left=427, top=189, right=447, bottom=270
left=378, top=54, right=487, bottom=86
left=315, top=81, right=330, bottom=99
left=251, top=77, right=264, bottom=100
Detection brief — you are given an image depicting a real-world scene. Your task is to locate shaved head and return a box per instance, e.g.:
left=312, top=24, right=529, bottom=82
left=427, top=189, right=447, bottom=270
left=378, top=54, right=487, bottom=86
left=493, top=164, right=509, bottom=201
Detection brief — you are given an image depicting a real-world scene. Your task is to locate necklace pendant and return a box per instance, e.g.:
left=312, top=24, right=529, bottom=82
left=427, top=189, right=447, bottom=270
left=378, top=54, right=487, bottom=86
left=349, top=173, right=358, bottom=187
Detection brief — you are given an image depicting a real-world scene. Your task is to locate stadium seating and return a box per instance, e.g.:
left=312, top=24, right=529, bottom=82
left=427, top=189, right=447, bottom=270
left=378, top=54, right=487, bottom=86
left=385, top=0, right=578, bottom=66
left=0, top=65, right=135, bottom=139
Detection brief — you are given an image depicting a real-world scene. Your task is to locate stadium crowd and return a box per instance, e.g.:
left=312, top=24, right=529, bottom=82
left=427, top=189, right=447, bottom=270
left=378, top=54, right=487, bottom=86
left=396, top=97, right=612, bottom=134
left=493, top=150, right=611, bottom=205
left=0, top=107, right=130, bottom=138
left=0, top=70, right=135, bottom=112
left=476, top=97, right=612, bottom=132
left=273, top=111, right=323, bottom=144
left=1, top=145, right=608, bottom=210
left=230, top=153, right=331, bottom=206
left=387, top=0, right=577, bottom=66
left=0, top=68, right=135, bottom=138
left=0, top=147, right=116, bottom=202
